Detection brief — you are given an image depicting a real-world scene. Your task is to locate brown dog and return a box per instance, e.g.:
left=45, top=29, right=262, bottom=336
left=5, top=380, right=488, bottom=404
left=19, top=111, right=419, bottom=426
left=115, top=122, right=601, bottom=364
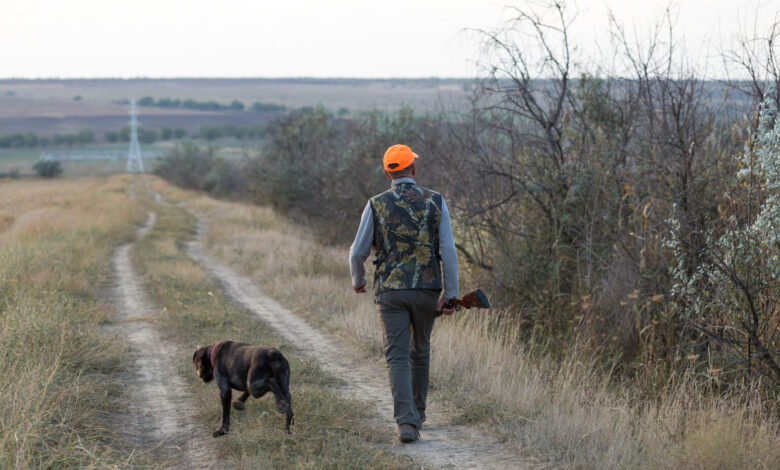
left=193, top=340, right=294, bottom=437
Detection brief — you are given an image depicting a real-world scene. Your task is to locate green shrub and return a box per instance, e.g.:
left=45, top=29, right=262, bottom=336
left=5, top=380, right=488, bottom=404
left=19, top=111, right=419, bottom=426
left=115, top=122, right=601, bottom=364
left=33, top=160, right=63, bottom=178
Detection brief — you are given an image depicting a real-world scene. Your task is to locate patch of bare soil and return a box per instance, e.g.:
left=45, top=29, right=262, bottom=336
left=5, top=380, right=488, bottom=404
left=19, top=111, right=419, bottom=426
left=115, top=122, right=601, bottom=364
left=186, top=216, right=541, bottom=469
left=107, top=212, right=218, bottom=469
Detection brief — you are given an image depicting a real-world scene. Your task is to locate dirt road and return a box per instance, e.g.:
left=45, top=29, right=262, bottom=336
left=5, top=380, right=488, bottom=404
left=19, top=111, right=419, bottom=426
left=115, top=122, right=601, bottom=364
left=186, top=215, right=537, bottom=469
left=109, top=211, right=217, bottom=469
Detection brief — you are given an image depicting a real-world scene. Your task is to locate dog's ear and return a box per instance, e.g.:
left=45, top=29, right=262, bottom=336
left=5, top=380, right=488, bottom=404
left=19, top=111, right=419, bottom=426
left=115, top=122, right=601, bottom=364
left=193, top=346, right=207, bottom=364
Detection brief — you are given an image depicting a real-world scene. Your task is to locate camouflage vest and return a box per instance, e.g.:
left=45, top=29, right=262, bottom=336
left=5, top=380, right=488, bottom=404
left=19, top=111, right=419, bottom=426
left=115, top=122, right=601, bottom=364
left=369, top=182, right=443, bottom=294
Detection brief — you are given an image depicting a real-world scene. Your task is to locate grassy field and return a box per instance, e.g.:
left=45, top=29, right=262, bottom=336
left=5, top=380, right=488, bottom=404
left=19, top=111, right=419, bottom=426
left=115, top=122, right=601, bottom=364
left=0, top=175, right=144, bottom=468
left=0, top=174, right=419, bottom=468
left=4, top=171, right=777, bottom=468
left=147, top=177, right=780, bottom=469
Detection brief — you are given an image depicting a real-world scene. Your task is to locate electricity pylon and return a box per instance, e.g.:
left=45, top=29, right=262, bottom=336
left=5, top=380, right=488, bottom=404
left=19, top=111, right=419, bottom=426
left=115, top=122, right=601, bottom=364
left=126, top=99, right=144, bottom=173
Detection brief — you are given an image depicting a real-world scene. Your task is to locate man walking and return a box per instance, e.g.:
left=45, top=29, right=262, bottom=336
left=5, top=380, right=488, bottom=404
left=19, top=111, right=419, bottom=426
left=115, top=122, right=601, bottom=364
left=349, top=144, right=458, bottom=443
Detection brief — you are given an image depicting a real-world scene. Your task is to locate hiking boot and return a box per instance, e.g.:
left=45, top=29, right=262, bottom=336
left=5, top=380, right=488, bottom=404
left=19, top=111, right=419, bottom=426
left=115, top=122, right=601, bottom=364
left=398, top=423, right=419, bottom=443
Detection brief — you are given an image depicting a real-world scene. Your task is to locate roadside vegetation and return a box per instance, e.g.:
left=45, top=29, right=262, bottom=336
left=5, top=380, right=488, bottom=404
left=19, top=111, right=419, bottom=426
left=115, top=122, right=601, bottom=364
left=149, top=177, right=780, bottom=468
left=130, top=183, right=410, bottom=469
left=156, top=3, right=780, bottom=394
left=151, top=3, right=780, bottom=468
left=0, top=176, right=144, bottom=468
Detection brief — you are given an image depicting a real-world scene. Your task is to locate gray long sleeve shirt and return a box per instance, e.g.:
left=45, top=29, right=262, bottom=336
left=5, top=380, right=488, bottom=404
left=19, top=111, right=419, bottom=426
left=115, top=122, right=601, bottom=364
left=349, top=177, right=459, bottom=299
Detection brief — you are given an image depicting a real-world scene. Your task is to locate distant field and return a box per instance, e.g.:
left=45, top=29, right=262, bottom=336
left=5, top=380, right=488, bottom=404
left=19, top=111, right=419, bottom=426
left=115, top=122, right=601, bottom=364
left=0, top=78, right=472, bottom=111
left=0, top=97, right=275, bottom=138
left=0, top=78, right=470, bottom=140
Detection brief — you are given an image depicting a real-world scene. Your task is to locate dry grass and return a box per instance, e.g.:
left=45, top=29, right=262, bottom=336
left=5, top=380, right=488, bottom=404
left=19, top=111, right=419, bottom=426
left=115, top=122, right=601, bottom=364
left=0, top=175, right=145, bottom=468
left=148, top=176, right=780, bottom=469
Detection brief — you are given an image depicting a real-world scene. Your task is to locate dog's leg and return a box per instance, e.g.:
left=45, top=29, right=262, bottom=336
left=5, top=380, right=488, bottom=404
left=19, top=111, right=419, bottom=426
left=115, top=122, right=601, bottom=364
left=269, top=358, right=294, bottom=433
left=233, top=391, right=249, bottom=411
left=285, top=408, right=294, bottom=434
left=266, top=377, right=293, bottom=434
left=213, top=382, right=232, bottom=437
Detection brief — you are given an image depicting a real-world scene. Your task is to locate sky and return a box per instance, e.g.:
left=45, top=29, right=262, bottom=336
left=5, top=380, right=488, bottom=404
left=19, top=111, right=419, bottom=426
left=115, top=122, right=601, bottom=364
left=2, top=0, right=779, bottom=78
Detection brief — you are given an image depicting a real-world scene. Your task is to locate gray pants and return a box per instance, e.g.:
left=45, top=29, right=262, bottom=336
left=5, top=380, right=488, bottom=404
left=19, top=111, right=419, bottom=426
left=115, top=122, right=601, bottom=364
left=376, top=289, right=438, bottom=429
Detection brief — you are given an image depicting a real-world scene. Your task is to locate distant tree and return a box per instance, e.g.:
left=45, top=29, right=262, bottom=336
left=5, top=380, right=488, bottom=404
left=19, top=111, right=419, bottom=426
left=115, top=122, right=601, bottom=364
left=77, top=129, right=94, bottom=144
left=54, top=134, right=77, bottom=146
left=73, top=95, right=82, bottom=101
left=252, top=102, right=286, bottom=113
left=251, top=125, right=266, bottom=138
left=119, top=127, right=130, bottom=142
left=223, top=125, right=238, bottom=137
left=138, top=96, right=155, bottom=106
left=199, top=126, right=222, bottom=140
left=173, top=128, right=187, bottom=139
left=23, top=132, right=38, bottom=148
left=229, top=100, right=245, bottom=111
left=6, top=133, right=24, bottom=148
left=33, top=160, right=62, bottom=178
left=39, top=136, right=50, bottom=147
left=157, top=97, right=181, bottom=108
left=139, top=128, right=157, bottom=144
left=337, top=107, right=350, bottom=116
left=160, top=127, right=172, bottom=140
left=104, top=131, right=119, bottom=143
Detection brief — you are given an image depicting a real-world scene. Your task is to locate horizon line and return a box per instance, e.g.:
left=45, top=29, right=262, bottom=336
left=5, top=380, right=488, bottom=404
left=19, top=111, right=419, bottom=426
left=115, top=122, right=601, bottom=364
left=0, top=76, right=478, bottom=81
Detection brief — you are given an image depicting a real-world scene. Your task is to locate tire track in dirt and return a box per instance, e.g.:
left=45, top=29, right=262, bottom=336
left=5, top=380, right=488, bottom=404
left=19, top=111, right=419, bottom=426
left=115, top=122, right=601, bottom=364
left=108, top=211, right=218, bottom=469
left=186, top=215, right=539, bottom=469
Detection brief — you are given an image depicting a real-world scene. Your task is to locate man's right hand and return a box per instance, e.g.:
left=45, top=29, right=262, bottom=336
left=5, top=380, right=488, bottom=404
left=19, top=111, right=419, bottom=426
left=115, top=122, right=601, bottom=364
left=353, top=284, right=367, bottom=294
left=438, top=297, right=455, bottom=315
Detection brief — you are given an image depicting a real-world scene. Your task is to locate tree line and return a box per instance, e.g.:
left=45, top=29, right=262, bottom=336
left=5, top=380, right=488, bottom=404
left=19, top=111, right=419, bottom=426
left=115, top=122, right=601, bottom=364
left=131, top=96, right=289, bottom=114
left=0, top=130, right=95, bottom=148
left=1, top=124, right=271, bottom=149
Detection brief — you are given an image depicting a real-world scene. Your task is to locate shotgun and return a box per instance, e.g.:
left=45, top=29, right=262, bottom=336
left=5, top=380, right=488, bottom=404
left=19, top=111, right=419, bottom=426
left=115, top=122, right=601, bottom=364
left=437, top=289, right=491, bottom=316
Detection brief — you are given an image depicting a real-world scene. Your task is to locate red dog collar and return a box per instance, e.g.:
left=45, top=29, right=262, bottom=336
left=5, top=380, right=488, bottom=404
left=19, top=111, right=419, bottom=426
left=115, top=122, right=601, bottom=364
left=210, top=341, right=223, bottom=368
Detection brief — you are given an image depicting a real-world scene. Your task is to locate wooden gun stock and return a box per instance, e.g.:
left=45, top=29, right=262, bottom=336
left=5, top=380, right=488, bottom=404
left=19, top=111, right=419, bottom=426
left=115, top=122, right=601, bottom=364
left=437, top=289, right=491, bottom=316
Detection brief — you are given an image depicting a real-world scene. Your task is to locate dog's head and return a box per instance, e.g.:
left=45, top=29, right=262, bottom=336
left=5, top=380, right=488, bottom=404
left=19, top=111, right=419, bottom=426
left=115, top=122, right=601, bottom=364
left=192, top=346, right=214, bottom=382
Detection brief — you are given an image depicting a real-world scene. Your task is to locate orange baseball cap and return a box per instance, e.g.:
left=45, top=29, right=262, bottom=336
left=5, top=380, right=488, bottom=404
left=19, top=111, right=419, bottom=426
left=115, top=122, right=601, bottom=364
left=383, top=144, right=418, bottom=172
